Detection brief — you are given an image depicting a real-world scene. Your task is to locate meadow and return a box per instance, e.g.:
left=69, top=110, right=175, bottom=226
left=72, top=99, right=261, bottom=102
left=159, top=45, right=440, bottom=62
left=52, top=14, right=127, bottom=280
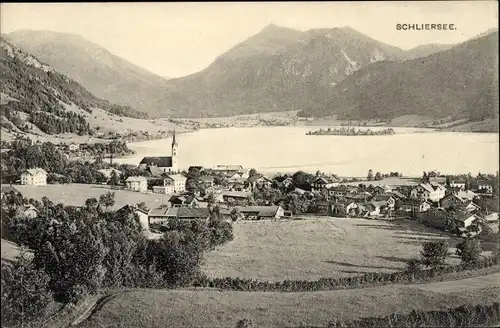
left=74, top=273, right=500, bottom=328
left=8, top=183, right=167, bottom=210
left=202, top=218, right=465, bottom=281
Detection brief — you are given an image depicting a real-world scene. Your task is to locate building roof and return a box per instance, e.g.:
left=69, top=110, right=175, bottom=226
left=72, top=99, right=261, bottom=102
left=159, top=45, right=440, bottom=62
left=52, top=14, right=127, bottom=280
left=213, top=165, right=244, bottom=171
left=117, top=204, right=148, bottom=215
left=371, top=194, right=394, bottom=202
left=139, top=157, right=173, bottom=167
left=477, top=179, right=494, bottom=186
left=147, top=166, right=165, bottom=177
left=450, top=179, right=466, bottom=184
left=165, top=174, right=187, bottom=182
left=126, top=176, right=148, bottom=182
left=236, top=206, right=280, bottom=217
left=389, top=191, right=405, bottom=199
left=23, top=168, right=48, bottom=176
left=220, top=190, right=251, bottom=199
left=370, top=201, right=387, bottom=209
left=456, top=190, right=477, bottom=201
left=166, top=207, right=210, bottom=219
left=455, top=211, right=477, bottom=222
left=198, top=176, right=215, bottom=182
left=148, top=206, right=170, bottom=217
left=248, top=174, right=271, bottom=183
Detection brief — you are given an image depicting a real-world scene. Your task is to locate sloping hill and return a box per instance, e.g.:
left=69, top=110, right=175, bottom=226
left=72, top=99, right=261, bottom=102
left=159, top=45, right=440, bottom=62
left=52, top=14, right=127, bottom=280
left=0, top=37, right=148, bottom=138
left=298, top=32, right=499, bottom=126
left=4, top=30, right=169, bottom=115
left=150, top=25, right=411, bottom=118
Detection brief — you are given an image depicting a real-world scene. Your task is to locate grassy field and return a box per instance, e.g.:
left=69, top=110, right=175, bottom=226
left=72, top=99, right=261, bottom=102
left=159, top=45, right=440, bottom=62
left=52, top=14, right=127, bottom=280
left=8, top=184, right=167, bottom=210
left=74, top=273, right=500, bottom=328
left=202, top=218, right=468, bottom=281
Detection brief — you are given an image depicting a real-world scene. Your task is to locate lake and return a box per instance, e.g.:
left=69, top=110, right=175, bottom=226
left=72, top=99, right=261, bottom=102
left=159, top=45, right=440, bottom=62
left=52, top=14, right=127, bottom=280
left=115, top=126, right=499, bottom=177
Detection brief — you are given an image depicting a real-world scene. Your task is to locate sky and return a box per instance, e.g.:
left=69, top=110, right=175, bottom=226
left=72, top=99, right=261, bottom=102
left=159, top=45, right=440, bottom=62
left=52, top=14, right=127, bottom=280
left=1, top=2, right=498, bottom=78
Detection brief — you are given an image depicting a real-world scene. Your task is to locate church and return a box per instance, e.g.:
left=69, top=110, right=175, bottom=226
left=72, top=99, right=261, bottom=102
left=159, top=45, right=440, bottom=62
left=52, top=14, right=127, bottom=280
left=139, top=130, right=179, bottom=173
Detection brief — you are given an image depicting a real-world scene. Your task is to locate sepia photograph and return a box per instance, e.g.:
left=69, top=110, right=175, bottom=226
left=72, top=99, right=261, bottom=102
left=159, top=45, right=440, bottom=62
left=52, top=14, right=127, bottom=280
left=0, top=1, right=499, bottom=327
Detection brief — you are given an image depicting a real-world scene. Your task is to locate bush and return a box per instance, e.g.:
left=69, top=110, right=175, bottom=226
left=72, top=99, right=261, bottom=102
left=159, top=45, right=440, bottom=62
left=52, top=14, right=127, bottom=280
left=456, top=238, right=482, bottom=264
left=420, top=240, right=449, bottom=268
left=325, top=302, right=500, bottom=328
left=1, top=252, right=53, bottom=326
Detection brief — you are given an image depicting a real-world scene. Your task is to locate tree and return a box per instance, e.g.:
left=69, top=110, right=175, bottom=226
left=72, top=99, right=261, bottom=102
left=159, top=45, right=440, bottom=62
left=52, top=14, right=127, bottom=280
left=367, top=169, right=374, bottom=181
left=99, top=192, right=115, bottom=210
left=455, top=238, right=482, bottom=264
left=420, top=240, right=449, bottom=268
left=1, top=251, right=53, bottom=326
left=374, top=172, right=382, bottom=181
left=136, top=202, right=149, bottom=212
left=230, top=207, right=241, bottom=222
left=248, top=169, right=258, bottom=177
left=422, top=171, right=429, bottom=183
left=85, top=197, right=99, bottom=209
left=108, top=170, right=120, bottom=186
left=405, top=258, right=422, bottom=273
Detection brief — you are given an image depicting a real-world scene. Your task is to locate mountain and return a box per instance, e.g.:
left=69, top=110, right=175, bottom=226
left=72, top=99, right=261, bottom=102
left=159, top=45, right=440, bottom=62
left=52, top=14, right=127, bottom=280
left=405, top=43, right=454, bottom=60
left=150, top=25, right=412, bottom=117
left=3, top=30, right=169, bottom=116
left=0, top=37, right=147, bottom=137
left=298, top=32, right=499, bottom=125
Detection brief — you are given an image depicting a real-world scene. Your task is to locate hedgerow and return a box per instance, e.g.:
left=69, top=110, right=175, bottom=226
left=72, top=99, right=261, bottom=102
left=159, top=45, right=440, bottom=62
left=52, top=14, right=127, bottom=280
left=195, top=256, right=498, bottom=292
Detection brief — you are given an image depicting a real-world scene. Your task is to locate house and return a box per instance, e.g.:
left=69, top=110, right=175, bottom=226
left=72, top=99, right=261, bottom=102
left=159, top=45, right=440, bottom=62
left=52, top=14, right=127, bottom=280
left=217, top=190, right=251, bottom=204
left=164, top=174, right=187, bottom=193
left=373, top=185, right=393, bottom=194
left=476, top=179, right=494, bottom=193
left=454, top=211, right=480, bottom=235
left=15, top=205, right=39, bottom=219
left=97, top=168, right=122, bottom=181
left=440, top=191, right=478, bottom=210
left=198, top=176, right=215, bottom=188
left=327, top=186, right=349, bottom=199
left=20, top=168, right=48, bottom=186
left=449, top=179, right=466, bottom=190
left=440, top=194, right=466, bottom=210
left=358, top=203, right=380, bottom=218
left=330, top=200, right=358, bottom=217
left=247, top=174, right=273, bottom=190
left=346, top=193, right=371, bottom=203
left=139, top=130, right=179, bottom=173
left=168, top=194, right=200, bottom=208
left=410, top=183, right=446, bottom=202
left=125, top=176, right=148, bottom=193
left=1, top=185, right=20, bottom=199
left=153, top=185, right=174, bottom=194
left=281, top=177, right=293, bottom=189
left=371, top=194, right=396, bottom=208
left=116, top=205, right=149, bottom=231
left=155, top=207, right=210, bottom=228
left=389, top=190, right=406, bottom=200
left=464, top=201, right=481, bottom=213
left=212, top=165, right=244, bottom=176
left=147, top=206, right=171, bottom=228
left=227, top=177, right=249, bottom=191
left=236, top=205, right=285, bottom=220
left=400, top=199, right=433, bottom=214
left=311, top=176, right=340, bottom=191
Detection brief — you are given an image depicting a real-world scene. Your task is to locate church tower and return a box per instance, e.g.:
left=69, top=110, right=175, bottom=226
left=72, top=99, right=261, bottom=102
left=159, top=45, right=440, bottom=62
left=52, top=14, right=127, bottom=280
left=171, top=129, right=178, bottom=172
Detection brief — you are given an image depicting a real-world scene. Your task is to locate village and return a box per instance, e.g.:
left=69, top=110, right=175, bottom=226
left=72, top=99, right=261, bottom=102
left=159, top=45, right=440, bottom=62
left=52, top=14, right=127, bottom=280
left=2, top=131, right=499, bottom=241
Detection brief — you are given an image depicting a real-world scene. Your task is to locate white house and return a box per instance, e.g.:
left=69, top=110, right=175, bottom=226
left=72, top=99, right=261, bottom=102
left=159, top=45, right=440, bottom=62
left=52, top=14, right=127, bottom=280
left=20, top=168, right=48, bottom=186
left=449, top=180, right=466, bottom=190
left=476, top=180, right=494, bottom=194
left=410, top=183, right=446, bottom=202
left=125, top=176, right=148, bottom=193
left=164, top=174, right=187, bottom=193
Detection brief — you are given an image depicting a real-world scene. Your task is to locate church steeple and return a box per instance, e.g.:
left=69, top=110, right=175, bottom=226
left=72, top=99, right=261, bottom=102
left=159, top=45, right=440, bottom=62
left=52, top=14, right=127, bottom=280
left=171, top=129, right=178, bottom=172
